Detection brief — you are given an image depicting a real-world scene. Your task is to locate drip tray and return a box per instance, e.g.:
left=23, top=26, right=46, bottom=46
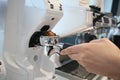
left=56, top=61, right=96, bottom=80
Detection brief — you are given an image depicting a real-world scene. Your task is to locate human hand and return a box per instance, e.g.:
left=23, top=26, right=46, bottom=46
left=61, top=38, right=120, bottom=80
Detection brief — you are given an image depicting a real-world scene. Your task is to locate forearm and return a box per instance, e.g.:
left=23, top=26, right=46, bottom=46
left=110, top=52, right=120, bottom=80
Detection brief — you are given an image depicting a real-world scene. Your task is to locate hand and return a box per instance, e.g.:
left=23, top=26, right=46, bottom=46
left=61, top=38, right=120, bottom=80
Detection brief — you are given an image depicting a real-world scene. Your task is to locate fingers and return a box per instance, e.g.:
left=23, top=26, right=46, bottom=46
left=68, top=53, right=84, bottom=60
left=60, top=38, right=108, bottom=55
left=60, top=43, right=90, bottom=55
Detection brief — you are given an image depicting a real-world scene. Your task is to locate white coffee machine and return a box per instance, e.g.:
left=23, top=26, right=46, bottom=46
left=0, top=0, right=115, bottom=80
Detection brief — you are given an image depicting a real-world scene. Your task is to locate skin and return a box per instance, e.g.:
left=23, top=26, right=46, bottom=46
left=60, top=38, right=120, bottom=80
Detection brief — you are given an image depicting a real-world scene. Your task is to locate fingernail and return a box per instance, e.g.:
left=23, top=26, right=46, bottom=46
left=60, top=50, right=65, bottom=55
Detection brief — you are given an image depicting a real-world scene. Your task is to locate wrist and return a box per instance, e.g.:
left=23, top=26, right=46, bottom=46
left=110, top=70, right=120, bottom=80
left=110, top=66, right=120, bottom=80
left=112, top=77, right=120, bottom=80
left=111, top=51, right=120, bottom=80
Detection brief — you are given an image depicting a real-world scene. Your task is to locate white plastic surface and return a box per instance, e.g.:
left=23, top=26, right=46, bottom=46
left=0, top=0, right=7, bottom=30
left=0, top=0, right=7, bottom=56
left=3, top=0, right=65, bottom=80
left=0, top=31, right=4, bottom=56
left=0, top=57, right=6, bottom=80
left=52, top=5, right=93, bottom=37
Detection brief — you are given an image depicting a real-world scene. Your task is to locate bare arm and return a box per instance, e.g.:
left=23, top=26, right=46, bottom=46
left=61, top=38, right=120, bottom=80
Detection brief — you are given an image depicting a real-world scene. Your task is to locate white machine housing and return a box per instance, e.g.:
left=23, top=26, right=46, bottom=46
left=2, top=0, right=69, bottom=80
left=0, top=0, right=115, bottom=80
